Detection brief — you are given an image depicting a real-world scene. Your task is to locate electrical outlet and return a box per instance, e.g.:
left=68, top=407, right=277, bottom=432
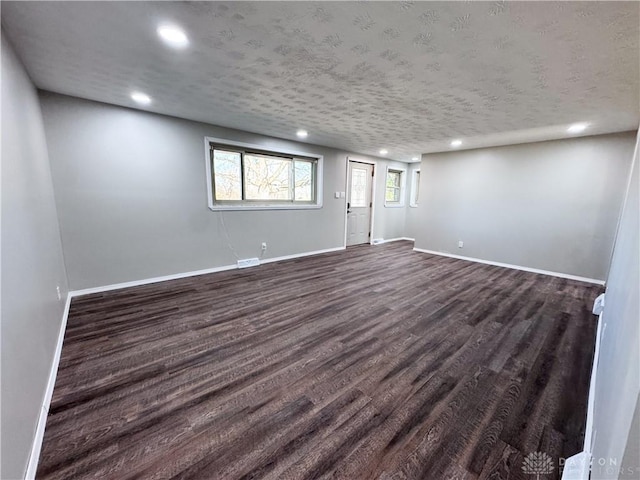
left=458, top=241, right=464, bottom=248
left=261, top=242, right=267, bottom=251
left=56, top=286, right=62, bottom=301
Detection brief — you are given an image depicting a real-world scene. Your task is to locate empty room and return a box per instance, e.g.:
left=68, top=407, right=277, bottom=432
left=2, top=2, right=639, bottom=480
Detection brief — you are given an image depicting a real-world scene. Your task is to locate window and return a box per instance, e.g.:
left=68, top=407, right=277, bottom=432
left=206, top=138, right=322, bottom=210
left=410, top=169, right=420, bottom=207
left=385, top=167, right=406, bottom=207
left=350, top=167, right=368, bottom=208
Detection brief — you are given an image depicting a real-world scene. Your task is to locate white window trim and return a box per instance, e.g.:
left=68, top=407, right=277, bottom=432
left=204, top=136, right=323, bottom=211
left=409, top=168, right=421, bottom=208
left=384, top=165, right=407, bottom=208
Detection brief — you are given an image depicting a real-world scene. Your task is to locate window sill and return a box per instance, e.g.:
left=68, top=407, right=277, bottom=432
left=384, top=203, right=405, bottom=208
left=208, top=204, right=323, bottom=212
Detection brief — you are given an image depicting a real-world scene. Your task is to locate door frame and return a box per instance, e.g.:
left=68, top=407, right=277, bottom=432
left=343, top=157, right=377, bottom=247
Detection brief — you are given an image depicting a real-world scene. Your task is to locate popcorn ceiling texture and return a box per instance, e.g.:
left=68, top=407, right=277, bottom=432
left=3, top=1, right=638, bottom=160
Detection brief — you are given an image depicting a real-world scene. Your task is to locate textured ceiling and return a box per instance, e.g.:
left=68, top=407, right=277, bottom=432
left=3, top=1, right=639, bottom=161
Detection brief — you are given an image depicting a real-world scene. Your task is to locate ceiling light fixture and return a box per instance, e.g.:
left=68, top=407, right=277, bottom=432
left=567, top=123, right=588, bottom=134
left=130, top=92, right=152, bottom=105
left=450, top=139, right=462, bottom=148
left=412, top=157, right=419, bottom=161
left=157, top=24, right=189, bottom=48
left=296, top=129, right=308, bottom=138
left=379, top=149, right=388, bottom=155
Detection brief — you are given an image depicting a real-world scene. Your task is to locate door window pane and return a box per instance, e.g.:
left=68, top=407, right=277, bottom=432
left=351, top=168, right=367, bottom=207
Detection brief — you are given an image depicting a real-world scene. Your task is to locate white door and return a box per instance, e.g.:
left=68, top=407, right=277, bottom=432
left=347, top=161, right=373, bottom=246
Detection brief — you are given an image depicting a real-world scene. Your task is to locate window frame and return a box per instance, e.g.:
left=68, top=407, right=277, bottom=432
left=384, top=166, right=407, bottom=208
left=204, top=136, right=323, bottom=211
left=409, top=169, right=421, bottom=208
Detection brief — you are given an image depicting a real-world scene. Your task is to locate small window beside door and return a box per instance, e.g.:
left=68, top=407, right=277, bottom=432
left=385, top=167, right=406, bottom=207
left=410, top=169, right=420, bottom=207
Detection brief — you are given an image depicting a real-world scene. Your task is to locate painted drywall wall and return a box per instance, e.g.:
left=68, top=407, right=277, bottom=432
left=405, top=163, right=421, bottom=240
left=40, top=93, right=405, bottom=290
left=373, top=159, right=409, bottom=240
left=414, top=133, right=636, bottom=280
left=1, top=34, right=69, bottom=479
left=590, top=132, right=639, bottom=479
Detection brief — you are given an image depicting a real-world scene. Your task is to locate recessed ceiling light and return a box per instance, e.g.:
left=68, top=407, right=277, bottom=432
left=296, top=129, right=308, bottom=138
left=450, top=139, right=462, bottom=148
left=412, top=157, right=419, bottom=161
left=379, top=149, right=388, bottom=155
left=157, top=24, right=189, bottom=48
left=131, top=92, right=151, bottom=105
left=567, top=123, right=588, bottom=134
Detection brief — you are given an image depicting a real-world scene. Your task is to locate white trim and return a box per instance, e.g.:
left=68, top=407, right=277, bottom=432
left=70, top=264, right=239, bottom=297
left=584, top=311, right=604, bottom=453
left=374, top=237, right=415, bottom=244
left=203, top=136, right=324, bottom=211
left=206, top=204, right=322, bottom=211
left=409, top=168, right=420, bottom=208
left=25, top=294, right=72, bottom=480
left=412, top=248, right=605, bottom=285
left=560, top=451, right=591, bottom=480
left=345, top=157, right=377, bottom=247
left=69, top=247, right=347, bottom=297
left=261, top=246, right=345, bottom=264
left=560, top=310, right=605, bottom=480
left=384, top=165, right=407, bottom=208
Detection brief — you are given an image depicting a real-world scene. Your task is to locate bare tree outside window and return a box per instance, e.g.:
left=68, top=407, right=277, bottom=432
left=213, top=150, right=242, bottom=200
left=211, top=146, right=316, bottom=205
left=386, top=170, right=402, bottom=203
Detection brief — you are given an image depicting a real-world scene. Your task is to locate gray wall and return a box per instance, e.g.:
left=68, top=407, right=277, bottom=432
left=621, top=394, right=640, bottom=480
left=413, top=133, right=636, bottom=281
left=40, top=93, right=404, bottom=290
left=372, top=158, right=409, bottom=241
left=405, top=163, right=421, bottom=240
left=1, top=34, right=69, bottom=479
left=591, top=133, right=639, bottom=479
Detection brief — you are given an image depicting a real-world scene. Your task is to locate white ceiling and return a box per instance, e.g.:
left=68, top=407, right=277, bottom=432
left=3, top=1, right=639, bottom=162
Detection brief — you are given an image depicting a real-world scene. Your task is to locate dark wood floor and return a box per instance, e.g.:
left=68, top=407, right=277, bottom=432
left=37, top=241, right=602, bottom=480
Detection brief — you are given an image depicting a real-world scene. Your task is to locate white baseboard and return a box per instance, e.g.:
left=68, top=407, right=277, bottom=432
left=373, top=237, right=415, bottom=245
left=560, top=312, right=605, bottom=480
left=584, top=312, right=604, bottom=453
left=69, top=264, right=238, bottom=297
left=25, top=293, right=72, bottom=480
left=70, top=247, right=347, bottom=297
left=412, top=247, right=605, bottom=286
left=561, top=451, right=591, bottom=480
left=261, top=246, right=345, bottom=264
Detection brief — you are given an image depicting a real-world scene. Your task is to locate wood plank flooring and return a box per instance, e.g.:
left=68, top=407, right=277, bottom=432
left=37, top=241, right=602, bottom=480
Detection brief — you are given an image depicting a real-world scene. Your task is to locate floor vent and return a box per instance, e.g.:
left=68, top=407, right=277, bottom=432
left=237, top=258, right=261, bottom=269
